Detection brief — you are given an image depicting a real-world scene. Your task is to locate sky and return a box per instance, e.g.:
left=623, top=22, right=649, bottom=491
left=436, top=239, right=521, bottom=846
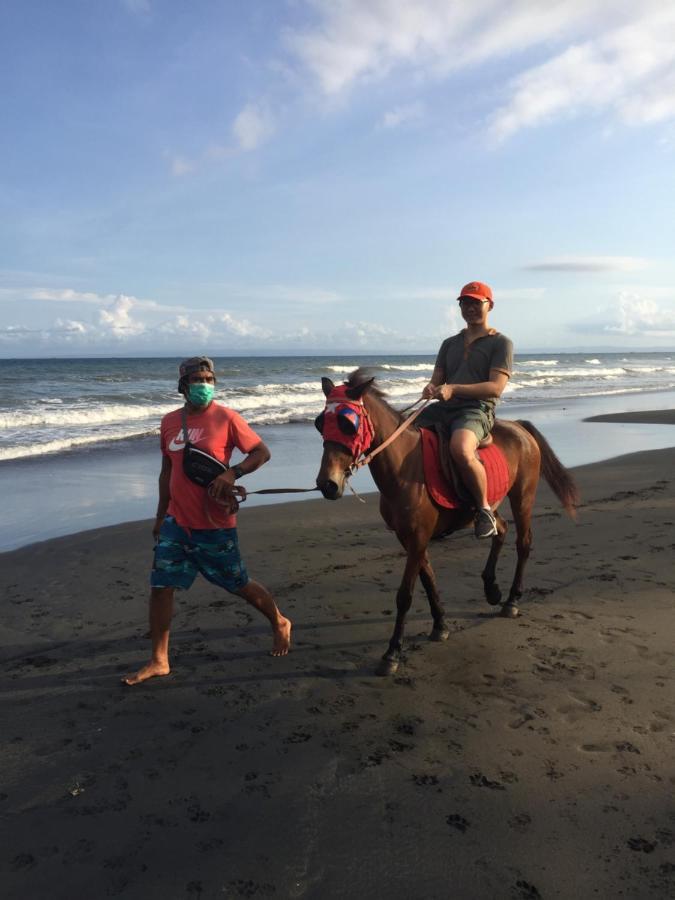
left=1, top=0, right=675, bottom=357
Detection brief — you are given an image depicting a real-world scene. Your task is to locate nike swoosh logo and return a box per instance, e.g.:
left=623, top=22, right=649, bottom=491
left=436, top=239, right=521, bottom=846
left=168, top=428, right=204, bottom=451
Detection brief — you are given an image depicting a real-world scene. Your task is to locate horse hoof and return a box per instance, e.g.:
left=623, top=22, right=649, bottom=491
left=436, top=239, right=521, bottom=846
left=376, top=657, right=399, bottom=676
left=429, top=626, right=450, bottom=642
left=485, top=584, right=502, bottom=606
left=500, top=603, right=519, bottom=619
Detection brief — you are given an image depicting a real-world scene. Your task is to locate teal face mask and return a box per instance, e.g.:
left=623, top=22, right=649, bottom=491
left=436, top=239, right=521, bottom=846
left=187, top=383, right=215, bottom=406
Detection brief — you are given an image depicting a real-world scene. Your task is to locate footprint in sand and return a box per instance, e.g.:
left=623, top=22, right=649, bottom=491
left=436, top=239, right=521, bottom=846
left=512, top=881, right=542, bottom=899
left=649, top=710, right=673, bottom=733
left=557, top=691, right=601, bottom=722
left=508, top=813, right=532, bottom=833
left=446, top=814, right=470, bottom=832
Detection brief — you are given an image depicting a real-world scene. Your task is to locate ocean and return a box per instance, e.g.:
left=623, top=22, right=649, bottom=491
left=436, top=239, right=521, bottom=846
left=1, top=352, right=674, bottom=550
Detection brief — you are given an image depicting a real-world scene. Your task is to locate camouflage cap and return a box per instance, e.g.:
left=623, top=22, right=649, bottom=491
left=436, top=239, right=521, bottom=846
left=178, top=356, right=215, bottom=379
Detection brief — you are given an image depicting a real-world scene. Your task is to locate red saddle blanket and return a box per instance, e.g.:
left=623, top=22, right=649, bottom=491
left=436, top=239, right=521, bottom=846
left=420, top=429, right=510, bottom=509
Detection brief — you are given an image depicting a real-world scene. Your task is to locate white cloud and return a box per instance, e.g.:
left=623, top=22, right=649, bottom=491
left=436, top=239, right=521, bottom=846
left=569, top=290, right=675, bottom=337
left=285, top=2, right=675, bottom=141
left=285, top=0, right=608, bottom=95
left=490, top=7, right=675, bottom=140
left=525, top=256, right=648, bottom=273
left=170, top=156, right=194, bottom=177
left=52, top=319, right=89, bottom=335
left=98, top=295, right=147, bottom=336
left=232, top=103, right=275, bottom=151
left=606, top=292, right=675, bottom=335
left=380, top=102, right=424, bottom=129
left=29, top=288, right=105, bottom=304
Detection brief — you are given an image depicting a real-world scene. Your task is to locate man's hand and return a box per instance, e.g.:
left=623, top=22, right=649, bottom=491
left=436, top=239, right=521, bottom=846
left=209, top=469, right=237, bottom=501
left=152, top=516, right=164, bottom=542
left=435, top=384, right=454, bottom=401
left=426, top=383, right=454, bottom=401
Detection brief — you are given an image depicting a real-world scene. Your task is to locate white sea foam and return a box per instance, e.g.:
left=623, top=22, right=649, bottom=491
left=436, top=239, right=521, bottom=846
left=0, top=428, right=158, bottom=461
left=0, top=403, right=176, bottom=430
left=380, top=363, right=434, bottom=372
left=514, top=367, right=627, bottom=379
left=519, top=359, right=558, bottom=367
left=2, top=353, right=673, bottom=463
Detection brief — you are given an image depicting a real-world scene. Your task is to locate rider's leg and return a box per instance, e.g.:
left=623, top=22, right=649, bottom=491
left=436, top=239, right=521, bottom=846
left=450, top=428, right=488, bottom=508
left=450, top=427, right=497, bottom=538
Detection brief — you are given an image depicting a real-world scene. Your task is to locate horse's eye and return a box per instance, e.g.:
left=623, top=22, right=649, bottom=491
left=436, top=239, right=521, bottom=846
left=314, top=412, right=325, bottom=433
left=337, top=412, right=359, bottom=435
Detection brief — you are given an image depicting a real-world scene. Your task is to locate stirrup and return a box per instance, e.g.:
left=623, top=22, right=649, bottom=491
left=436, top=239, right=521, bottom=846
left=474, top=508, right=498, bottom=539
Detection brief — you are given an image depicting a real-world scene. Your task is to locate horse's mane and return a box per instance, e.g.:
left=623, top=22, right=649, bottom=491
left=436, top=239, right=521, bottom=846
left=345, top=368, right=403, bottom=422
left=345, top=367, right=386, bottom=398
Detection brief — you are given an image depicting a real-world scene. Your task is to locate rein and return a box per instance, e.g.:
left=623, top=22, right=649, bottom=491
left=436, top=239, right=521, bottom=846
left=349, top=397, right=430, bottom=473
left=205, top=394, right=431, bottom=518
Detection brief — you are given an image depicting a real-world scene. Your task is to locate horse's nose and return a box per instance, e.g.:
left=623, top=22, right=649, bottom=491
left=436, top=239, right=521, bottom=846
left=318, top=478, right=340, bottom=500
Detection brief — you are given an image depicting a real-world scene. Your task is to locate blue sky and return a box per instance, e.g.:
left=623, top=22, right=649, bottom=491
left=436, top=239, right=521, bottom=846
left=1, top=0, right=675, bottom=356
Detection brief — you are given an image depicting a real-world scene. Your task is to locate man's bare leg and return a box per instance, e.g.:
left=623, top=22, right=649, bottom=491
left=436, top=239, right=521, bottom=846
left=236, top=579, right=291, bottom=656
left=123, top=586, right=174, bottom=685
left=450, top=429, right=489, bottom=508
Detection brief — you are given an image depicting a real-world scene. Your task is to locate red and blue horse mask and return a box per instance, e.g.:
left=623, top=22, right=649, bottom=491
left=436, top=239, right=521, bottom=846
left=315, top=384, right=374, bottom=458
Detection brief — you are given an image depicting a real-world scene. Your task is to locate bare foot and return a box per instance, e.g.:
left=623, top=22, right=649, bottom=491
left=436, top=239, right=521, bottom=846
left=271, top=616, right=292, bottom=656
left=122, top=660, right=170, bottom=685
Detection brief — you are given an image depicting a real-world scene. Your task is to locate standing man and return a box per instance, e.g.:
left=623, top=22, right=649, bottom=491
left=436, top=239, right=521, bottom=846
left=124, top=356, right=291, bottom=686
left=418, top=281, right=513, bottom=539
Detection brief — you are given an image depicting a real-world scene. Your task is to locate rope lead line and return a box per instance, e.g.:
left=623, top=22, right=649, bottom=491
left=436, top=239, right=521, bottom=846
left=208, top=397, right=430, bottom=506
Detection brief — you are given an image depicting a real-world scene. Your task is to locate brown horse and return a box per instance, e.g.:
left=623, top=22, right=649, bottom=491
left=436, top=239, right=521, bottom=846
left=315, top=369, right=579, bottom=676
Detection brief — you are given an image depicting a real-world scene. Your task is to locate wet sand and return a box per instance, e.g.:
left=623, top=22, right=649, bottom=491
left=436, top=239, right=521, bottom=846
left=1, top=439, right=674, bottom=898
left=584, top=409, right=675, bottom=425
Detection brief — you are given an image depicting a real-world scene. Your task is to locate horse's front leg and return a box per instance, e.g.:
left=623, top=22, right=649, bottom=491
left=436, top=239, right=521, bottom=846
left=482, top=511, right=508, bottom=607
left=376, top=546, right=424, bottom=676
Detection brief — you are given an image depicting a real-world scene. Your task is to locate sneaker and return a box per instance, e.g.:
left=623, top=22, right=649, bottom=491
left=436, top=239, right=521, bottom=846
left=474, top=508, right=498, bottom=539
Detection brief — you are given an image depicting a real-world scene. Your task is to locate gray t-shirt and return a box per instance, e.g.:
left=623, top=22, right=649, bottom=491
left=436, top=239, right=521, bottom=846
left=433, top=330, right=513, bottom=413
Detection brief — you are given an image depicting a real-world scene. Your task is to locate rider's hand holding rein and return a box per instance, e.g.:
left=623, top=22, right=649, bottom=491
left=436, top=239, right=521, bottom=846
left=422, top=382, right=454, bottom=401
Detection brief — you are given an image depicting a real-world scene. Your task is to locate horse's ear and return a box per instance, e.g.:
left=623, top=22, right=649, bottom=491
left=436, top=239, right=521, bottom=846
left=345, top=377, right=374, bottom=401
left=321, top=377, right=335, bottom=397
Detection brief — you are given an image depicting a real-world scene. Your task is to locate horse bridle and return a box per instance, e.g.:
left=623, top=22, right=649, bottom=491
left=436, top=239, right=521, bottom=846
left=339, top=396, right=431, bottom=474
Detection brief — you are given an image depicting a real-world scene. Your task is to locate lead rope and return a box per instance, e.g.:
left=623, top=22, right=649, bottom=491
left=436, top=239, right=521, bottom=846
left=206, top=396, right=431, bottom=512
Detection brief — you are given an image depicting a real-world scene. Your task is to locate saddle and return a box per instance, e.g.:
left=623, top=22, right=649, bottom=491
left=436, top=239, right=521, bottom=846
left=420, top=425, right=509, bottom=510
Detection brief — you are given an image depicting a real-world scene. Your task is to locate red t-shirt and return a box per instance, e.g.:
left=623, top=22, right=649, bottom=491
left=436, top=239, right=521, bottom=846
left=160, top=402, right=262, bottom=530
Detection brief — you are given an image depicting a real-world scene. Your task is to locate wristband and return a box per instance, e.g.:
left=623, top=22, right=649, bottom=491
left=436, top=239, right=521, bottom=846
left=232, top=464, right=245, bottom=480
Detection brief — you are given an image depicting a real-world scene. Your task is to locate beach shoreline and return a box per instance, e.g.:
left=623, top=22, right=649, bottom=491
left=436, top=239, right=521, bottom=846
left=2, top=436, right=674, bottom=898
left=2, top=393, right=675, bottom=553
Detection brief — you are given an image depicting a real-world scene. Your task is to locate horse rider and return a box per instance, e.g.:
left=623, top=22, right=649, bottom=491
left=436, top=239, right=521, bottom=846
left=124, top=356, right=291, bottom=685
left=417, top=281, right=514, bottom=539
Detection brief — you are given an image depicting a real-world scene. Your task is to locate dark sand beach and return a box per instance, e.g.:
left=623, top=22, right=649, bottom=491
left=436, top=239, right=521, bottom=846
left=2, top=429, right=674, bottom=898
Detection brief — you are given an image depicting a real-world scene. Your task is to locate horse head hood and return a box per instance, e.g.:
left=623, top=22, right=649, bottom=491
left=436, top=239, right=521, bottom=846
left=315, top=383, right=374, bottom=458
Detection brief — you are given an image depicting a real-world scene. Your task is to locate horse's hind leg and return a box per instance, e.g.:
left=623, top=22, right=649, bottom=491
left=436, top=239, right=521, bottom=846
left=419, top=553, right=450, bottom=641
left=482, top=512, right=508, bottom=607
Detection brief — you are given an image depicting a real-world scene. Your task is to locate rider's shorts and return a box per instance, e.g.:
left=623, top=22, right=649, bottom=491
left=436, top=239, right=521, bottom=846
left=416, top=402, right=493, bottom=442
left=150, top=516, right=249, bottom=593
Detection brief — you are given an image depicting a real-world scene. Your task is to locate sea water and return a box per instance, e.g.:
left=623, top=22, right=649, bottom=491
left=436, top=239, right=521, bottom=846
left=1, top=353, right=674, bottom=550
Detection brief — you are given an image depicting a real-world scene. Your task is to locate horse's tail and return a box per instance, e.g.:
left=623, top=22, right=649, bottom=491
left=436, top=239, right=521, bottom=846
left=516, top=420, right=580, bottom=518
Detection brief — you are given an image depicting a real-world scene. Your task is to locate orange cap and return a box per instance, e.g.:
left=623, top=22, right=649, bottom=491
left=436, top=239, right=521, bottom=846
left=458, top=281, right=493, bottom=302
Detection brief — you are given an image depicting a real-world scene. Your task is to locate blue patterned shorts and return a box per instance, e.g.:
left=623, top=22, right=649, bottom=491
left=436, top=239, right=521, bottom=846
left=151, top=516, right=249, bottom=593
